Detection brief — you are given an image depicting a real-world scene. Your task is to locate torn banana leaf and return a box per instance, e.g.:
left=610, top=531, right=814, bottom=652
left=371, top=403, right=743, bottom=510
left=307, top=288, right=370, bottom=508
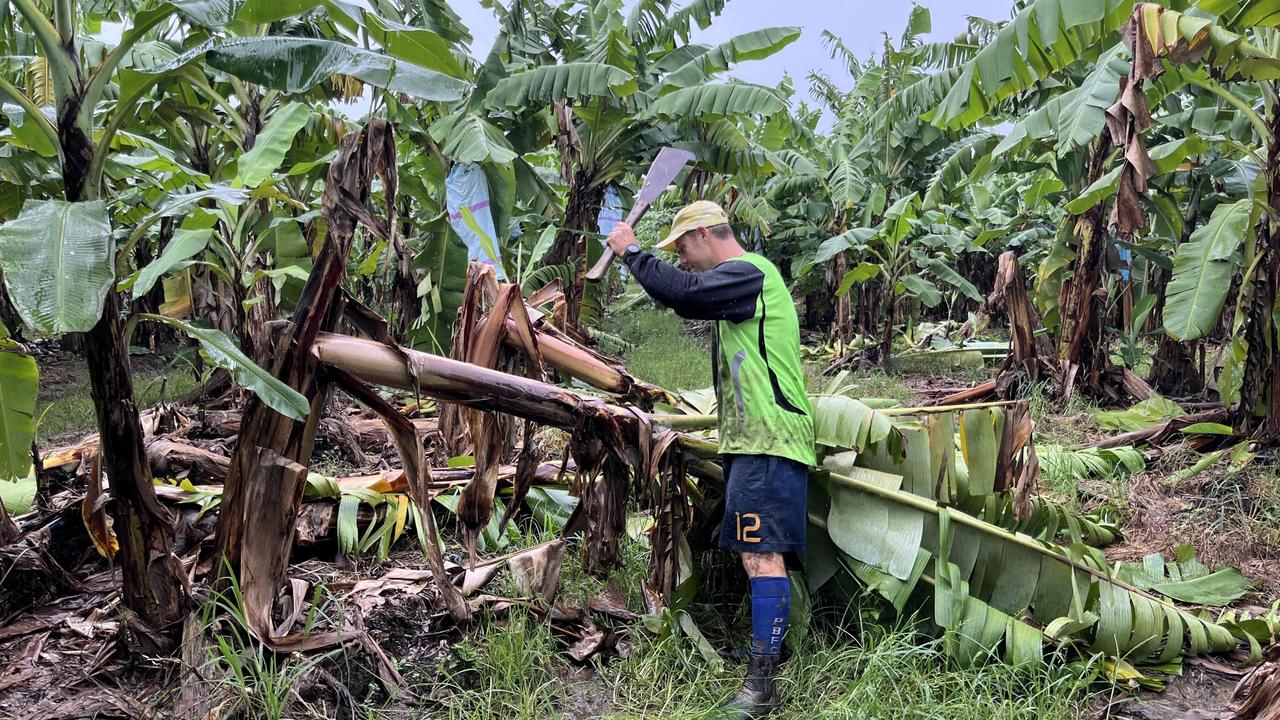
left=1094, top=397, right=1185, bottom=432
left=1038, top=445, right=1146, bottom=480
left=1116, top=547, right=1253, bottom=607
left=807, top=466, right=1237, bottom=667
left=813, top=396, right=1118, bottom=546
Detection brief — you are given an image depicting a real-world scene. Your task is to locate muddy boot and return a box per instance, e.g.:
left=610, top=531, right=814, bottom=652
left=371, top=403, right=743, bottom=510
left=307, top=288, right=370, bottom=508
left=715, top=653, right=781, bottom=718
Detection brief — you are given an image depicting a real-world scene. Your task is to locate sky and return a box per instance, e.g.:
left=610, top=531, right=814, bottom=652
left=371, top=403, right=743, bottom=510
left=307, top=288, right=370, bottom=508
left=450, top=0, right=1016, bottom=112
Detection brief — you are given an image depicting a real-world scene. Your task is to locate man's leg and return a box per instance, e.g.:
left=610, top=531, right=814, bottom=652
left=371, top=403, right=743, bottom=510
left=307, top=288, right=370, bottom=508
left=741, top=552, right=789, bottom=658
left=717, top=455, right=806, bottom=718
left=719, top=554, right=788, bottom=718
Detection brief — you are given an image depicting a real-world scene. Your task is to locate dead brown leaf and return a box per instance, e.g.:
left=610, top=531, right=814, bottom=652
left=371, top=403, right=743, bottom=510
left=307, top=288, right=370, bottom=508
left=589, top=581, right=640, bottom=622
left=82, top=452, right=117, bottom=559
left=508, top=539, right=567, bottom=605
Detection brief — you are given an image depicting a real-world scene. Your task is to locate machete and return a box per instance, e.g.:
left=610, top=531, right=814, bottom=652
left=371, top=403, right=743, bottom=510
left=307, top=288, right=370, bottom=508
left=585, top=146, right=696, bottom=282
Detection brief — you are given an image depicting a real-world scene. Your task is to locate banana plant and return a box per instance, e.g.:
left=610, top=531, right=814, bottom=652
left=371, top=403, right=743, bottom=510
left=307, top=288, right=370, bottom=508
left=0, top=0, right=204, bottom=644
left=0, top=0, right=469, bottom=646
left=788, top=187, right=989, bottom=364
left=895, top=0, right=1280, bottom=405
left=980, top=1, right=1280, bottom=415
left=843, top=1, right=1139, bottom=392
left=471, top=0, right=799, bottom=328
left=1098, top=4, right=1280, bottom=437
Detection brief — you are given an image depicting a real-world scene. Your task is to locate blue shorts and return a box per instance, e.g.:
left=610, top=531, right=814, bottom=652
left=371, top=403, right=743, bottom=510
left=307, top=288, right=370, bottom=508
left=718, top=454, right=809, bottom=554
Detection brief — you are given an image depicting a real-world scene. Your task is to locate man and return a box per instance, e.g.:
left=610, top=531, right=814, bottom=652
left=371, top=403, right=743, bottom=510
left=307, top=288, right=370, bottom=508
left=606, top=201, right=815, bottom=718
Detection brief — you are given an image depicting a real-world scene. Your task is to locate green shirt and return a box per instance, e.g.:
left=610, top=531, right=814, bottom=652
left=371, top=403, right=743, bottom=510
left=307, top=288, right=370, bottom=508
left=624, top=249, right=816, bottom=466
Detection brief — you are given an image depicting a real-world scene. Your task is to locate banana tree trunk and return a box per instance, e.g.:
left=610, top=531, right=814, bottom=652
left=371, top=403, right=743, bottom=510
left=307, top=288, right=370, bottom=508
left=878, top=297, right=896, bottom=368
left=1056, top=135, right=1114, bottom=398
left=1238, top=100, right=1280, bottom=438
left=802, top=284, right=835, bottom=331
left=314, top=332, right=663, bottom=575
left=243, top=254, right=278, bottom=365
left=237, top=92, right=278, bottom=365
left=544, top=172, right=603, bottom=267
left=395, top=197, right=420, bottom=337
left=543, top=172, right=604, bottom=329
left=991, top=251, right=1055, bottom=383
left=834, top=251, right=852, bottom=343
left=51, top=17, right=187, bottom=645
left=0, top=270, right=22, bottom=340
left=85, top=292, right=187, bottom=649
left=315, top=333, right=639, bottom=429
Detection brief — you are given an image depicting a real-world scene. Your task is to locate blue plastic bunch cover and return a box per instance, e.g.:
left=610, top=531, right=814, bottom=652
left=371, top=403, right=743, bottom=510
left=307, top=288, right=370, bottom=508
left=597, top=185, right=628, bottom=278
left=446, top=162, right=506, bottom=280
left=597, top=185, right=624, bottom=239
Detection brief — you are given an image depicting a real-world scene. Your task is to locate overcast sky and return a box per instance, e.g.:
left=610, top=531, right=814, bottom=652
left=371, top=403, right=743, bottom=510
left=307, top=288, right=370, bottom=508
left=451, top=0, right=1017, bottom=110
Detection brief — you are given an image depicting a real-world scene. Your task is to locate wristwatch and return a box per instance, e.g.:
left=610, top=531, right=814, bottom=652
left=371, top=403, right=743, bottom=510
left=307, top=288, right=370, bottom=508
left=624, top=243, right=641, bottom=257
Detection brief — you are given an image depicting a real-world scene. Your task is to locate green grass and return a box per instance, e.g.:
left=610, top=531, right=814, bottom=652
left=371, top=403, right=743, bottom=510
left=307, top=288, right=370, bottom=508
left=891, top=352, right=993, bottom=384
left=187, top=566, right=346, bottom=720
left=601, top=619, right=1095, bottom=720
left=1025, top=381, right=1104, bottom=449
left=810, top=367, right=914, bottom=404
left=390, top=528, right=1098, bottom=720
left=413, top=569, right=1097, bottom=719
left=609, top=300, right=711, bottom=393
left=433, top=609, right=563, bottom=720
left=36, top=362, right=201, bottom=443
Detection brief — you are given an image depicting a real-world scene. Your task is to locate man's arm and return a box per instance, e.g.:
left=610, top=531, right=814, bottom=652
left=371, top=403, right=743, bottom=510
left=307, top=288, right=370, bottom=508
left=623, top=251, right=762, bottom=322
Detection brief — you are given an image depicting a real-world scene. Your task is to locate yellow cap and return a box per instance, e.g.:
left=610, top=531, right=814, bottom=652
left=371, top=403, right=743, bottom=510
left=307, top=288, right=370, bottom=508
left=655, top=200, right=730, bottom=251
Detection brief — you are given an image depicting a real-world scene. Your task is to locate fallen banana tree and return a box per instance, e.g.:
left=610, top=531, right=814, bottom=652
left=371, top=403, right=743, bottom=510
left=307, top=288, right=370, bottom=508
left=808, top=467, right=1233, bottom=669
left=314, top=332, right=671, bottom=573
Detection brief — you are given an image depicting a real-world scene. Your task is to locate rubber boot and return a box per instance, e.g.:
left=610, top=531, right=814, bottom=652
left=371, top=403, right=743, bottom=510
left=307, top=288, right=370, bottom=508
left=715, top=652, right=781, bottom=719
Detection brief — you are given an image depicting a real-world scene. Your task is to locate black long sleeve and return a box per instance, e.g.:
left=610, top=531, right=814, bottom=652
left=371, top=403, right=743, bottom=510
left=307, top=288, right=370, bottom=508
left=623, top=251, right=762, bottom=322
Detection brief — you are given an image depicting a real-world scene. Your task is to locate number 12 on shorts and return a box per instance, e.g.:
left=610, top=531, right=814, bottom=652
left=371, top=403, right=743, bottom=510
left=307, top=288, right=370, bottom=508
left=735, top=512, right=762, bottom=543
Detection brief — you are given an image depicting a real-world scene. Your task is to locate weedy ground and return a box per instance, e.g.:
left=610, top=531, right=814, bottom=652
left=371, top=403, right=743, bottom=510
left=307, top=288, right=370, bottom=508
left=399, top=562, right=1100, bottom=720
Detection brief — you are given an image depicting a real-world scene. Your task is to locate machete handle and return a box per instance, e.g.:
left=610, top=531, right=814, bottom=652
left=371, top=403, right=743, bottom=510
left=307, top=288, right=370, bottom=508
left=585, top=201, right=651, bottom=283
left=585, top=247, right=616, bottom=282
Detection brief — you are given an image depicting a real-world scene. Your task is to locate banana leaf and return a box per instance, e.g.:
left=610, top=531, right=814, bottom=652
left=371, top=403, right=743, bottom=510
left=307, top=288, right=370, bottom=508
left=0, top=200, right=113, bottom=334
left=812, top=397, right=1116, bottom=546
left=1095, top=397, right=1185, bottom=431
left=0, top=340, right=37, bottom=481
left=810, top=466, right=1237, bottom=667
left=146, top=315, right=309, bottom=420
left=1116, top=547, right=1253, bottom=607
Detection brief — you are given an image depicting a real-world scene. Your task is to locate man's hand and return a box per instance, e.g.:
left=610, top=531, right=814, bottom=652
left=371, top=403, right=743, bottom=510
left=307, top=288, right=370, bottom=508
left=607, top=222, right=637, bottom=256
